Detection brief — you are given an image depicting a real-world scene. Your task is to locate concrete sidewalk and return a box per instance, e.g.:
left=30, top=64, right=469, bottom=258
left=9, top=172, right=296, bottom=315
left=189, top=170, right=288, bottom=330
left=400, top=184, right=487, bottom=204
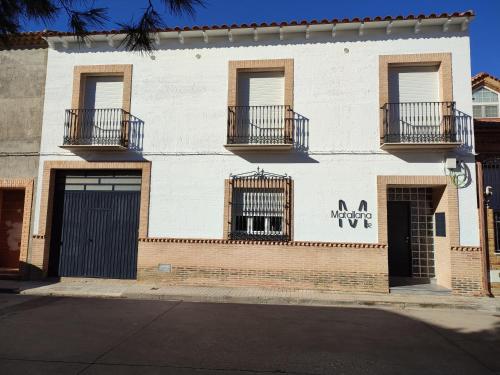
left=0, top=279, right=498, bottom=312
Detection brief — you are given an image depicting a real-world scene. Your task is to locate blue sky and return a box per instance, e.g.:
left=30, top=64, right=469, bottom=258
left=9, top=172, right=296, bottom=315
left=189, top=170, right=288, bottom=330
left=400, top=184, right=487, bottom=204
left=24, top=0, right=499, bottom=77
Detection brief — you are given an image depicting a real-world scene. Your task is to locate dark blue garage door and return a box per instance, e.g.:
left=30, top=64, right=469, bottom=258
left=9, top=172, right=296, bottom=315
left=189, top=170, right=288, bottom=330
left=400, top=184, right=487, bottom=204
left=49, top=170, right=142, bottom=279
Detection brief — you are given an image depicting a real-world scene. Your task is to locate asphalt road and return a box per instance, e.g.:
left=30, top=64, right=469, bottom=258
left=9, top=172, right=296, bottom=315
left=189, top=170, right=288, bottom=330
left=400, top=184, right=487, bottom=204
left=0, top=295, right=498, bottom=375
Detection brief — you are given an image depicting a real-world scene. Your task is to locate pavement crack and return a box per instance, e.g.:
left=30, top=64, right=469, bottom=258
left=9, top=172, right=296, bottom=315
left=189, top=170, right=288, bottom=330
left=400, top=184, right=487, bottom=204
left=0, top=357, right=317, bottom=375
left=81, top=361, right=319, bottom=374
left=77, top=300, right=183, bottom=374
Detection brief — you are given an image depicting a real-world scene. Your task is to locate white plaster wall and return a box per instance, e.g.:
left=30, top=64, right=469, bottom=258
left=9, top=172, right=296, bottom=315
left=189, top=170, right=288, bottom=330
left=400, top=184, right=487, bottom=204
left=36, top=26, right=480, bottom=246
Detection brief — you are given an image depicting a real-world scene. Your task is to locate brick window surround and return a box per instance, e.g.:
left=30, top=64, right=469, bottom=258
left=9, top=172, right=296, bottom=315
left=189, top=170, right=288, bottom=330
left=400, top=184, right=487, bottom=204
left=71, top=64, right=133, bottom=111
left=378, top=53, right=453, bottom=143
left=223, top=177, right=294, bottom=241
left=0, top=178, right=34, bottom=273
left=32, top=161, right=150, bottom=275
left=227, top=59, right=294, bottom=108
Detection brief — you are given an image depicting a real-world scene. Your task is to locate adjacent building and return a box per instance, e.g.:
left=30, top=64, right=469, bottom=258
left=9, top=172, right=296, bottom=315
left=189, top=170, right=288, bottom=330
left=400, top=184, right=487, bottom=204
left=472, top=72, right=500, bottom=295
left=0, top=33, right=47, bottom=279
left=25, top=11, right=485, bottom=295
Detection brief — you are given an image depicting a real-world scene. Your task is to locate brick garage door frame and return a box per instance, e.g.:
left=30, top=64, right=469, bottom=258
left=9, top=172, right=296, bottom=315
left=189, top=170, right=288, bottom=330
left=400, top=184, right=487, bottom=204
left=31, top=160, right=151, bottom=277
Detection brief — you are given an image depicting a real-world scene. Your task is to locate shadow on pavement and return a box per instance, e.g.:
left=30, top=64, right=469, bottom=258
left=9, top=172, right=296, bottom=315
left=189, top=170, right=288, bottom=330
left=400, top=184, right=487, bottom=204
left=0, top=296, right=497, bottom=374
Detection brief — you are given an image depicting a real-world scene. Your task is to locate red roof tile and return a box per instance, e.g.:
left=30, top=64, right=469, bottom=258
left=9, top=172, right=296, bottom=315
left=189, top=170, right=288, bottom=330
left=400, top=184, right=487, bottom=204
left=0, top=31, right=47, bottom=48
left=39, top=10, right=474, bottom=37
left=472, top=72, right=500, bottom=92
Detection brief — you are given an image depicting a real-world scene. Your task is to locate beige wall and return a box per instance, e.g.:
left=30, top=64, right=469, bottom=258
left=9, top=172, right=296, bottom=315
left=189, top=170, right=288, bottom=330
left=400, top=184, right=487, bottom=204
left=433, top=186, right=452, bottom=289
left=0, top=46, right=47, bottom=177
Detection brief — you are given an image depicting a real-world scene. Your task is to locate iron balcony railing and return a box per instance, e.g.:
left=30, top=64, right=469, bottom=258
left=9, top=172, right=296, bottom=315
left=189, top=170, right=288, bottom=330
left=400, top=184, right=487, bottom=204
left=227, top=105, right=294, bottom=145
left=63, top=108, right=130, bottom=147
left=382, top=101, right=460, bottom=144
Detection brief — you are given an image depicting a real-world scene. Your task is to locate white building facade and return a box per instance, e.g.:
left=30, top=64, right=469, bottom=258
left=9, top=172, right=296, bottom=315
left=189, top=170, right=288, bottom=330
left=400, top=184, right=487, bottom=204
left=30, top=11, right=487, bottom=295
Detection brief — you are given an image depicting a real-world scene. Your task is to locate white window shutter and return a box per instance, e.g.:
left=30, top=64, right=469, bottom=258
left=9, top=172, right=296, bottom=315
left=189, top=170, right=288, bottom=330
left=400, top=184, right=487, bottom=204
left=388, top=66, right=440, bottom=103
left=237, top=72, right=285, bottom=106
left=84, top=76, right=124, bottom=109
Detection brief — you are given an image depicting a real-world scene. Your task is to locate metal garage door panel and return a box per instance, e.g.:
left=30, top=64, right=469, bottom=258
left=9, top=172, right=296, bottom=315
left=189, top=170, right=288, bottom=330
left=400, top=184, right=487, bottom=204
left=52, top=170, right=142, bottom=279
left=58, top=191, right=140, bottom=279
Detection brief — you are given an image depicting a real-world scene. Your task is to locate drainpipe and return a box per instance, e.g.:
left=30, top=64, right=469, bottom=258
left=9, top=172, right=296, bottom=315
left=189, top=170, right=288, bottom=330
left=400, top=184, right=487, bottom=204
left=476, top=160, right=492, bottom=296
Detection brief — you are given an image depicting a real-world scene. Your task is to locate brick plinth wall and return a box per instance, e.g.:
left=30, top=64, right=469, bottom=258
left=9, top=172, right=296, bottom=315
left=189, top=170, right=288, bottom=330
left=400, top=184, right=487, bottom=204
left=137, top=239, right=389, bottom=293
left=450, top=246, right=484, bottom=296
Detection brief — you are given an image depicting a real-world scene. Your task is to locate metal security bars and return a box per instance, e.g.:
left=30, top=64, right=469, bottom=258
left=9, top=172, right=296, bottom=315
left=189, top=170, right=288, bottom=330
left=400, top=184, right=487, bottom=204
left=63, top=108, right=129, bottom=147
left=227, top=105, right=293, bottom=145
left=382, top=102, right=459, bottom=144
left=483, top=158, right=500, bottom=253
left=495, top=211, right=500, bottom=253
left=228, top=169, right=292, bottom=241
left=483, top=158, right=500, bottom=211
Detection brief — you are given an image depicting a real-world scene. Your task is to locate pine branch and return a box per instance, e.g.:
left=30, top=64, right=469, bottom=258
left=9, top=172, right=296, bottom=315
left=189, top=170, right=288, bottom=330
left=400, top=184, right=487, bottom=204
left=0, top=0, right=205, bottom=53
left=119, top=2, right=163, bottom=54
left=162, top=0, right=205, bottom=17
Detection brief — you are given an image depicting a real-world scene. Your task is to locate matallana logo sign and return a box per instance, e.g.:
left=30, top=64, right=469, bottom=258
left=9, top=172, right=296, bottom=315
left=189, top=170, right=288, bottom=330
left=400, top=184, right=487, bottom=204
left=331, top=200, right=372, bottom=228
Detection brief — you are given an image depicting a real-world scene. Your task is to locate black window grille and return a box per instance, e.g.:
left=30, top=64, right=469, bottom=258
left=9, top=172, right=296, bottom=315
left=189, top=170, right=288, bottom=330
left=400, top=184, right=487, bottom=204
left=228, top=169, right=292, bottom=241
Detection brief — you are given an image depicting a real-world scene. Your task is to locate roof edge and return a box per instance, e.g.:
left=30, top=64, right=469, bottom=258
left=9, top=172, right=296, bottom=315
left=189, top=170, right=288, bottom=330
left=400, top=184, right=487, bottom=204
left=39, top=10, right=474, bottom=37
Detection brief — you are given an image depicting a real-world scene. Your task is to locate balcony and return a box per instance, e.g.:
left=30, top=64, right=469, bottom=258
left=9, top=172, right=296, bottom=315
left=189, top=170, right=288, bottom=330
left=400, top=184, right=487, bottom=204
left=61, top=108, right=142, bottom=151
left=381, top=102, right=463, bottom=150
left=225, top=105, right=295, bottom=151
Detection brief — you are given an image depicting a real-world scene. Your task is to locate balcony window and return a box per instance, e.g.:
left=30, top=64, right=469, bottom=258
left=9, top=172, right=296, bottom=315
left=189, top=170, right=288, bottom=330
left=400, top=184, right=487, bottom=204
left=226, top=59, right=295, bottom=150
left=473, top=87, right=499, bottom=118
left=382, top=65, right=461, bottom=147
left=228, top=71, right=292, bottom=146
left=226, top=169, right=292, bottom=241
left=61, top=65, right=136, bottom=150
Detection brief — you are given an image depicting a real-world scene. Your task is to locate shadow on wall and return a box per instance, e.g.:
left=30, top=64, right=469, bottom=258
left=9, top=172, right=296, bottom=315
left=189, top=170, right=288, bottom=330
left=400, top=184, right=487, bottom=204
left=237, top=152, right=318, bottom=164
left=51, top=30, right=469, bottom=54
left=455, top=109, right=474, bottom=153
left=292, top=109, right=309, bottom=153
left=127, top=112, right=145, bottom=151
left=234, top=110, right=316, bottom=164
left=19, top=261, right=45, bottom=281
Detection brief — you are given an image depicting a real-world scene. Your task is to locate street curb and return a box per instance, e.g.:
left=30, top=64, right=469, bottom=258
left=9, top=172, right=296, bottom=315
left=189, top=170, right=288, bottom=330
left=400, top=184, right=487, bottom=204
left=7, top=285, right=497, bottom=313
left=124, top=292, right=494, bottom=312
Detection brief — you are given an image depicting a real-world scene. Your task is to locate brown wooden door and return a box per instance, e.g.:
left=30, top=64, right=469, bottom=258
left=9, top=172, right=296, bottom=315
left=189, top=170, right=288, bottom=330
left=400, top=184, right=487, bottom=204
left=0, top=190, right=25, bottom=269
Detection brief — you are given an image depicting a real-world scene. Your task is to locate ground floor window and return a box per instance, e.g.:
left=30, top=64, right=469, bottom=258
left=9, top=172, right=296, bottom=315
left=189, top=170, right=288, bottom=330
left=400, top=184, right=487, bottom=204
left=227, top=169, right=292, bottom=241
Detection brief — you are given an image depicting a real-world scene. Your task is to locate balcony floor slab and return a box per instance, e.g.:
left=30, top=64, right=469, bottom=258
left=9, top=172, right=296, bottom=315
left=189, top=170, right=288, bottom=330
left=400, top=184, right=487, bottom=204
left=381, top=142, right=462, bottom=151
left=224, top=144, right=294, bottom=152
left=59, top=145, right=128, bottom=151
